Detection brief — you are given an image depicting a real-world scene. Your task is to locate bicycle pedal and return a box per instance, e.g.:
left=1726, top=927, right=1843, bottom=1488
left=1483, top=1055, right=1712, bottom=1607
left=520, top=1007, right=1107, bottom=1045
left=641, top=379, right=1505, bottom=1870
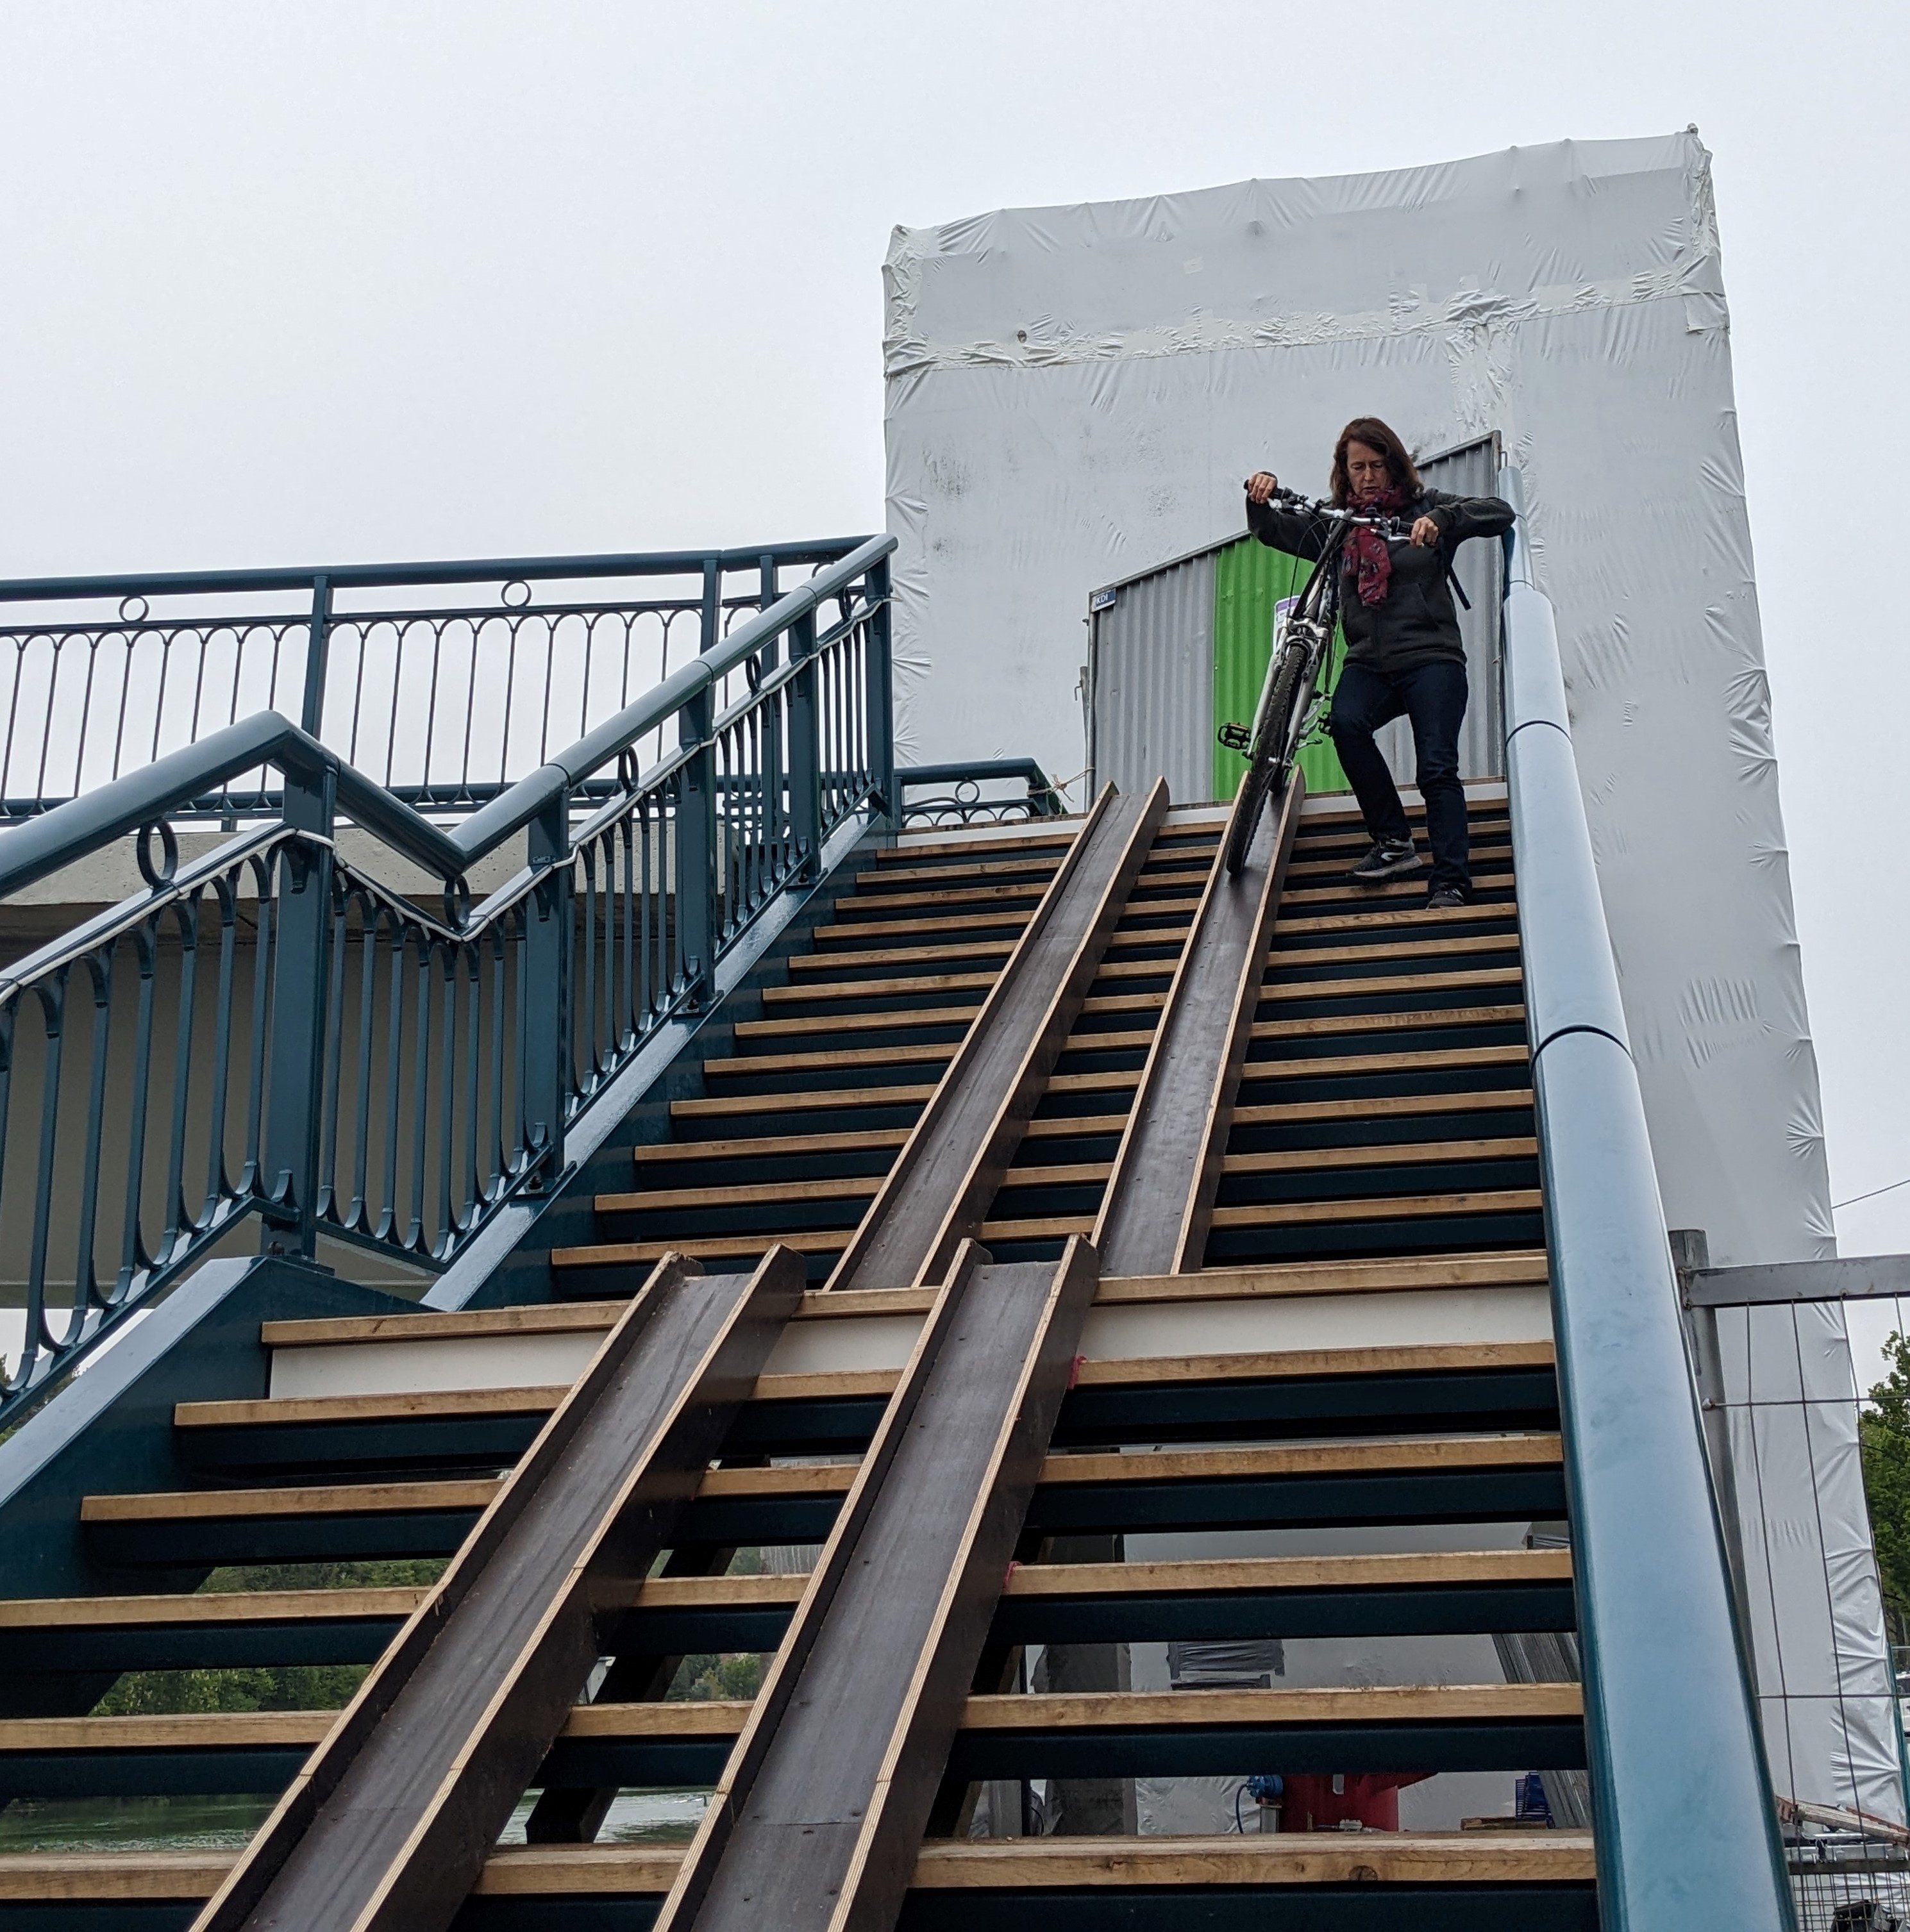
left=1216, top=722, right=1251, bottom=753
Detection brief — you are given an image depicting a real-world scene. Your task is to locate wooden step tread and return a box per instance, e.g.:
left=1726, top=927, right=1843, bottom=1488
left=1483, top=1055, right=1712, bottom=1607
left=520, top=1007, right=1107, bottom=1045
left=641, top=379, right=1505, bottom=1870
left=813, top=912, right=1035, bottom=943
left=1231, top=1088, right=1534, bottom=1128
left=788, top=939, right=1018, bottom=972
left=80, top=1432, right=1560, bottom=1528
left=834, top=883, right=1052, bottom=915
left=174, top=1368, right=904, bottom=1432
left=0, top=1677, right=1579, bottom=1756
left=853, top=851, right=1062, bottom=882
left=670, top=1085, right=936, bottom=1120
left=1207, top=1188, right=1544, bottom=1229
left=1250, top=1004, right=1526, bottom=1042
left=1286, top=842, right=1512, bottom=881
left=991, top=1188, right=1566, bottom=1244
left=1244, top=1043, right=1530, bottom=1081
left=0, top=1833, right=1596, bottom=1903
left=555, top=1231, right=853, bottom=1266
left=764, top=971, right=1001, bottom=1008
left=81, top=1462, right=851, bottom=1526
left=1043, top=1433, right=1564, bottom=1484
left=188, top=1340, right=1558, bottom=1435
left=632, top=1112, right=1130, bottom=1168
left=600, top=1174, right=887, bottom=1212
left=628, top=1547, right=1571, bottom=1615
left=1221, top=1137, right=1537, bottom=1174
left=1281, top=871, right=1515, bottom=909
left=963, top=1682, right=1581, bottom=1727
left=733, top=1005, right=983, bottom=1042
left=262, top=1285, right=936, bottom=1349
left=786, top=926, right=1188, bottom=975
left=81, top=1479, right=506, bottom=1523
left=633, top=1126, right=914, bottom=1165
left=1264, top=933, right=1523, bottom=971
left=0, top=1588, right=427, bottom=1629
left=704, top=1040, right=960, bottom=1078
left=1275, top=903, right=1520, bottom=939
left=876, top=829, right=1078, bottom=861
left=846, top=858, right=1059, bottom=892
left=271, top=1252, right=1546, bottom=1347
left=1262, top=967, right=1524, bottom=1003
left=705, top=1022, right=1155, bottom=1078
left=1001, top=1547, right=1572, bottom=1595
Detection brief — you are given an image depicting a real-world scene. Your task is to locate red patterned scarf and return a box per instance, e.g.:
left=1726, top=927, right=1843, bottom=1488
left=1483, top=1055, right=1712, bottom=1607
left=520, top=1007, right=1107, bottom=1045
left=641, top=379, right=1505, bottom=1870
left=1344, top=487, right=1409, bottom=607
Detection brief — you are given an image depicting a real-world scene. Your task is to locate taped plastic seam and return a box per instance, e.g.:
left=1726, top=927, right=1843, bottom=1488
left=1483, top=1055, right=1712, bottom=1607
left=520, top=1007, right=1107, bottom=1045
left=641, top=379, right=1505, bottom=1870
left=883, top=140, right=1726, bottom=376
left=1530, top=1020, right=1632, bottom=1062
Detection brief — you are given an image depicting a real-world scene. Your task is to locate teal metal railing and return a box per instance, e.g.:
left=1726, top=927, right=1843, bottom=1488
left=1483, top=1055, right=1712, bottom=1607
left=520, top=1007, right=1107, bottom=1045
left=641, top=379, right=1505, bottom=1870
left=0, top=534, right=896, bottom=1420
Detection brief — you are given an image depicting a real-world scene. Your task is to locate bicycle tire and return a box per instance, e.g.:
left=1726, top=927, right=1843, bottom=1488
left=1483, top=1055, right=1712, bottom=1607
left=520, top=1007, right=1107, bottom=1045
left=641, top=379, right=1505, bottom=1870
left=1223, top=645, right=1305, bottom=876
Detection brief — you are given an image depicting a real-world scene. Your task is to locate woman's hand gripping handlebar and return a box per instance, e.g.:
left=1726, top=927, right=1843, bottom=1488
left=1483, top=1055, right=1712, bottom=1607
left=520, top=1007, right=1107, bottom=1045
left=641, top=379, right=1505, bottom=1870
left=1244, top=473, right=1440, bottom=548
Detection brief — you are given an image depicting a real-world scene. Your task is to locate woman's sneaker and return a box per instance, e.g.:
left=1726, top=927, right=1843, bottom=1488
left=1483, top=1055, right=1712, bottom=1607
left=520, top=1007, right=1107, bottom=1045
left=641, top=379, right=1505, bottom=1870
left=1350, top=838, right=1423, bottom=884
left=1426, top=887, right=1468, bottom=910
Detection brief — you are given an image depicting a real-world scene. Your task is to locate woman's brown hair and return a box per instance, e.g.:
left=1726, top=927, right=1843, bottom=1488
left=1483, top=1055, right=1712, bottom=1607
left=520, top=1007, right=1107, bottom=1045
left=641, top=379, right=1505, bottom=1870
left=1329, top=417, right=1421, bottom=506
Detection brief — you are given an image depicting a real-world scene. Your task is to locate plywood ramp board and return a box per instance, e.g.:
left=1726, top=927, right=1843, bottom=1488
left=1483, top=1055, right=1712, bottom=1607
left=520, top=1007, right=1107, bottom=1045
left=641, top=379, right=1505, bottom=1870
left=1095, top=778, right=1302, bottom=1278
left=830, top=781, right=1166, bottom=1292
left=187, top=1249, right=803, bottom=1932
left=655, top=1239, right=1100, bottom=1932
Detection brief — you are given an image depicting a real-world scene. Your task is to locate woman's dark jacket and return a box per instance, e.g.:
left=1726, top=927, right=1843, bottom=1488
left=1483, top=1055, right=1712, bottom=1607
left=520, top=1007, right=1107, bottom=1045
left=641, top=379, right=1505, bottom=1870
left=1245, top=488, right=1515, bottom=678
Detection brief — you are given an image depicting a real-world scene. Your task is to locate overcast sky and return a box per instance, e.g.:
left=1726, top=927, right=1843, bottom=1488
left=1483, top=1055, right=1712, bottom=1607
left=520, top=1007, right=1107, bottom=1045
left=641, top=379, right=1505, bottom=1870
left=3, top=1, right=1908, bottom=1355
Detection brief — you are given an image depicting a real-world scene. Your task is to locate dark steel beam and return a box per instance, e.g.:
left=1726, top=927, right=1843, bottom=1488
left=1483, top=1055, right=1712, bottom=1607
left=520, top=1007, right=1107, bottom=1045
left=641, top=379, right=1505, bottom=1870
left=1683, top=1252, right=1910, bottom=1307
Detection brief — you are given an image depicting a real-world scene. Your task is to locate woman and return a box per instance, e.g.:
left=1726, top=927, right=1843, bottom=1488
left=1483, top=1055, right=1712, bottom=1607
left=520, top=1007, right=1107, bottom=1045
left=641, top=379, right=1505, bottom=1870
left=1245, top=419, right=1514, bottom=908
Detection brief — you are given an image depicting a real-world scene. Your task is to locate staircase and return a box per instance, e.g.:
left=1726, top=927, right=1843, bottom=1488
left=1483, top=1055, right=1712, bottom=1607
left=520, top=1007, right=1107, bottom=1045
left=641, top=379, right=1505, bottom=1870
left=0, top=789, right=1604, bottom=1930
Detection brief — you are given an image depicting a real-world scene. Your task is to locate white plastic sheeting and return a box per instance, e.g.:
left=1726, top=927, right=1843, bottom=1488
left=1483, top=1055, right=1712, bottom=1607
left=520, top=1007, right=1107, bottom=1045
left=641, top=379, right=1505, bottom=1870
left=884, top=133, right=1882, bottom=1817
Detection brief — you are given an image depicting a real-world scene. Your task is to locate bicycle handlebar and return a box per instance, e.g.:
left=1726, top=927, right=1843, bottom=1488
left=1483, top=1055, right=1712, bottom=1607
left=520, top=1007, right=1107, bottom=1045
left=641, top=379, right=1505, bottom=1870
left=1243, top=481, right=1417, bottom=540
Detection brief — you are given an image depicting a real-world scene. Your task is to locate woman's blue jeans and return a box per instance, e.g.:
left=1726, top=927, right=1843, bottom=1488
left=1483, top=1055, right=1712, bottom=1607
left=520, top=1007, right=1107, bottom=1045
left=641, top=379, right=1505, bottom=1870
left=1325, top=659, right=1471, bottom=893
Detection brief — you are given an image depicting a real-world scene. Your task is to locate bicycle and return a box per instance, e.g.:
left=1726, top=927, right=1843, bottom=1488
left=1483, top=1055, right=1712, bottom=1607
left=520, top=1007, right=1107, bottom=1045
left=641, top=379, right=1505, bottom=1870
left=1215, top=484, right=1416, bottom=876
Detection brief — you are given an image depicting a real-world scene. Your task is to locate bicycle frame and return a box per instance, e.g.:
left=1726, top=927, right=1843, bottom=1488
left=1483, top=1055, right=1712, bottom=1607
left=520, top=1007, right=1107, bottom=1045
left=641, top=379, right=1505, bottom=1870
left=1219, top=490, right=1412, bottom=874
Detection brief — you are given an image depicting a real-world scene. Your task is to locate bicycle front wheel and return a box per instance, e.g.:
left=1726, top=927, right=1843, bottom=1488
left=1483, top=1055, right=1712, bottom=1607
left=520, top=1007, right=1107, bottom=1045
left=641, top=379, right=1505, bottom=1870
left=1223, top=645, right=1305, bottom=876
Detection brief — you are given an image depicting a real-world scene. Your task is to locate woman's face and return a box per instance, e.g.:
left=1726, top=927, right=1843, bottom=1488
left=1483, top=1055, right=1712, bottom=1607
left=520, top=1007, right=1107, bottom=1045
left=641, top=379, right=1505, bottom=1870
left=1344, top=440, right=1393, bottom=503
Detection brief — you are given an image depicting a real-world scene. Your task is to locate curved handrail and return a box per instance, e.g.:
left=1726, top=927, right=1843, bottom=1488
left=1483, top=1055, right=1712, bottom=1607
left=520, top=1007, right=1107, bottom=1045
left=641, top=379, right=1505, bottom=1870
left=0, top=534, right=896, bottom=901
left=0, top=534, right=878, bottom=604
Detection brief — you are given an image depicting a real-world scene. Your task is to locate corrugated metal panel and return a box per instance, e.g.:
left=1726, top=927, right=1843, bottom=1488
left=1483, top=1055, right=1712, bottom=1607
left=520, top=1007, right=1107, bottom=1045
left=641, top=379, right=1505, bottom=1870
left=1089, top=431, right=1504, bottom=803
left=1088, top=549, right=1215, bottom=801
left=1420, top=433, right=1506, bottom=781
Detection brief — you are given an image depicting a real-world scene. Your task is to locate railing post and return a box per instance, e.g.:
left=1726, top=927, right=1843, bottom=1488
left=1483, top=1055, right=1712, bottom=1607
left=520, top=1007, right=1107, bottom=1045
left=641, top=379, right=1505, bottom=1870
left=299, top=576, right=333, bottom=737
left=258, top=764, right=337, bottom=1257
left=759, top=554, right=785, bottom=862
left=865, top=553, right=896, bottom=825
left=522, top=786, right=571, bottom=1184
left=674, top=559, right=723, bottom=1006
left=787, top=604, right=821, bottom=883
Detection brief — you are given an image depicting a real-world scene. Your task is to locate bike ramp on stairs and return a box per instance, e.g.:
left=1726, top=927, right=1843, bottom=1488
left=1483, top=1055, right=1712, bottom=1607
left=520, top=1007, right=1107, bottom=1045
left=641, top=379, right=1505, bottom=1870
left=1094, top=770, right=1304, bottom=1277
left=188, top=1247, right=803, bottom=1932
left=658, top=1238, right=1100, bottom=1932
left=0, top=794, right=1607, bottom=1932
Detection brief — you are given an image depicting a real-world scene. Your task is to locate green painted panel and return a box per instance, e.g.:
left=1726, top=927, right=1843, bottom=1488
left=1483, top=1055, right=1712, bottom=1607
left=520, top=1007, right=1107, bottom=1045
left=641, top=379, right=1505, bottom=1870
left=1211, top=536, right=1352, bottom=801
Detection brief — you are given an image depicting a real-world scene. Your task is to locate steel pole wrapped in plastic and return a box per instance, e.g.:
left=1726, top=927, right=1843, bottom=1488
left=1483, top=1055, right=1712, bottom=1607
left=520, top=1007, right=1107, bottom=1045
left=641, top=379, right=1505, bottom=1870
left=1500, top=468, right=1794, bottom=1931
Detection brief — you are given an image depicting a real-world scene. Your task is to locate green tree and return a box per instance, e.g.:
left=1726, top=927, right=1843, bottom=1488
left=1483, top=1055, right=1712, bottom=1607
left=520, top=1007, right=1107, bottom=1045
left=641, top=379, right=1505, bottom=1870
left=1861, top=1333, right=1910, bottom=1617
left=90, top=1560, right=448, bottom=1716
